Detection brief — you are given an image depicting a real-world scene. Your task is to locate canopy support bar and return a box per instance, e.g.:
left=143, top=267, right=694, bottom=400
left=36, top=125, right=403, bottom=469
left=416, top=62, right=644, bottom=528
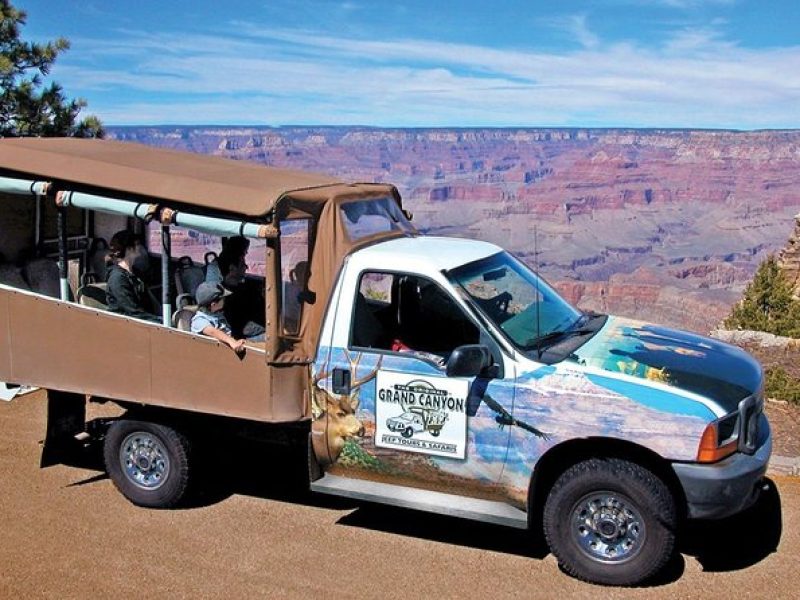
left=2, top=175, right=276, bottom=240
left=168, top=211, right=275, bottom=239
left=57, top=205, right=69, bottom=302
left=0, top=176, right=50, bottom=196
left=56, top=189, right=156, bottom=221
left=161, top=224, right=172, bottom=327
left=265, top=238, right=280, bottom=361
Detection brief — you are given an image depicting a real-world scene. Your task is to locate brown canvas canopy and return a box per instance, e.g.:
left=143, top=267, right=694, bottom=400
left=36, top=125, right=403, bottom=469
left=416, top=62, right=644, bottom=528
left=0, top=137, right=341, bottom=218
left=0, top=137, right=412, bottom=364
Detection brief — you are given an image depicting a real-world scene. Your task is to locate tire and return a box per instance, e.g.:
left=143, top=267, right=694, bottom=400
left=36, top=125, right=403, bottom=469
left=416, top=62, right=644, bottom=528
left=402, top=426, right=414, bottom=438
left=542, top=458, right=676, bottom=586
left=104, top=418, right=191, bottom=508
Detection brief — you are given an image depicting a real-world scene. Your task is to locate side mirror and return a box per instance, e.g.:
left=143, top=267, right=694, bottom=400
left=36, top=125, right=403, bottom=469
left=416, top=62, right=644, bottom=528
left=446, top=344, right=494, bottom=378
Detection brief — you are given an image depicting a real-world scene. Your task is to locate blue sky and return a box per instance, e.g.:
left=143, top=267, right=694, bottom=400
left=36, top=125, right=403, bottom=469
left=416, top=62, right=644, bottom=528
left=16, top=0, right=800, bottom=128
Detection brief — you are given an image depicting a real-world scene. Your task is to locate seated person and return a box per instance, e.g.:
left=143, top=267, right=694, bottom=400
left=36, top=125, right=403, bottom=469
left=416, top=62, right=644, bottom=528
left=205, top=236, right=250, bottom=284
left=190, top=282, right=245, bottom=353
left=106, top=230, right=160, bottom=323
left=220, top=253, right=266, bottom=339
left=291, top=261, right=308, bottom=286
left=283, top=260, right=310, bottom=332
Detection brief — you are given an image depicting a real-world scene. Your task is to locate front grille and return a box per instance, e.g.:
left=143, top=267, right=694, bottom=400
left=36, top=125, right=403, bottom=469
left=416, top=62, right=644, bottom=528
left=737, top=393, right=763, bottom=454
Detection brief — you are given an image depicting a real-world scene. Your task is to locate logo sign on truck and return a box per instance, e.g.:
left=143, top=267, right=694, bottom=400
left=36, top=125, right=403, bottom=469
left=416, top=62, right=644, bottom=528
left=375, top=372, right=468, bottom=459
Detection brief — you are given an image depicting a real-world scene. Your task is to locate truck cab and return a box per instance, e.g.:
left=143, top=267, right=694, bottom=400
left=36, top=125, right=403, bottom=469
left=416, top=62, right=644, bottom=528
left=310, top=235, right=771, bottom=586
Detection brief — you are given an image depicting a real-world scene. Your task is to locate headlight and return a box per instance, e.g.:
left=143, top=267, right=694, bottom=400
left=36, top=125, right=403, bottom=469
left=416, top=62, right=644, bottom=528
left=696, top=390, right=764, bottom=463
left=696, top=412, right=739, bottom=463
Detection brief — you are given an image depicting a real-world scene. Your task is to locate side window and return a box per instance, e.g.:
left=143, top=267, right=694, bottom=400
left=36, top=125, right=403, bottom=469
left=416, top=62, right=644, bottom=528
left=280, top=218, right=310, bottom=335
left=145, top=222, right=268, bottom=286
left=350, top=272, right=479, bottom=358
left=38, top=198, right=89, bottom=296
left=146, top=222, right=221, bottom=267
left=339, top=197, right=414, bottom=242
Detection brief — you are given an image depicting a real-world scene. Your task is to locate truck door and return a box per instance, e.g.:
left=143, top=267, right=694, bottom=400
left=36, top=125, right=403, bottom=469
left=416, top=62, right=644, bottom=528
left=313, top=268, right=515, bottom=500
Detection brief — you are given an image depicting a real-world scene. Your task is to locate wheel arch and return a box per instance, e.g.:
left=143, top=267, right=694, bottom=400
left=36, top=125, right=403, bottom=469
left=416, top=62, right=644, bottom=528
left=527, top=437, right=688, bottom=528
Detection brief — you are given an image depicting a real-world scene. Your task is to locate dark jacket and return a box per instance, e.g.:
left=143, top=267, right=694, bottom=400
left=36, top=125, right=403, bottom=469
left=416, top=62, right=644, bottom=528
left=106, top=265, right=160, bottom=323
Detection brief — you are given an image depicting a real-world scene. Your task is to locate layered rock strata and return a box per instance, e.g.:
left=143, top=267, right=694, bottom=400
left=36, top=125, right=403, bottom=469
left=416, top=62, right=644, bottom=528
left=109, top=127, right=800, bottom=333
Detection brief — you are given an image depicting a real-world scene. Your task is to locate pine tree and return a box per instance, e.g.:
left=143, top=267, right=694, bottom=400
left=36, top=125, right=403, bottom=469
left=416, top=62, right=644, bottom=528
left=724, top=255, right=800, bottom=337
left=0, top=0, right=103, bottom=137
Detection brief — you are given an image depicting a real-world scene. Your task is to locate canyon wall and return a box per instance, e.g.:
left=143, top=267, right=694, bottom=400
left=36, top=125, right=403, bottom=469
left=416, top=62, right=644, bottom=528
left=108, top=127, right=800, bottom=333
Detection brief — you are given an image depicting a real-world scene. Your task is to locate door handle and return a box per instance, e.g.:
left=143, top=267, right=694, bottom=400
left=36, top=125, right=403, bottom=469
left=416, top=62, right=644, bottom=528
left=332, top=368, right=351, bottom=395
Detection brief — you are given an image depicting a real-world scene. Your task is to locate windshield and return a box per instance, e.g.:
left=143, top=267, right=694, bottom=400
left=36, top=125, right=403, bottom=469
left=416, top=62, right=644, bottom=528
left=339, top=196, right=414, bottom=241
left=448, top=251, right=582, bottom=350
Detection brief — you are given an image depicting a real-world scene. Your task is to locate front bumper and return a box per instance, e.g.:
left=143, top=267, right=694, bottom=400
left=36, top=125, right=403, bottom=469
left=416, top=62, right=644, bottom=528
left=672, top=414, right=771, bottom=520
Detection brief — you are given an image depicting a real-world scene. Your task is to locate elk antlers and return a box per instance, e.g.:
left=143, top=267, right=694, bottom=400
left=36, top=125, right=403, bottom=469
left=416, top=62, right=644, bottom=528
left=344, top=349, right=383, bottom=389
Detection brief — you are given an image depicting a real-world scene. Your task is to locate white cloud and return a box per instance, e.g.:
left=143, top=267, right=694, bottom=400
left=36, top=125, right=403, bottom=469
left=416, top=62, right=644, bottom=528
left=638, top=0, right=738, bottom=7
left=540, top=14, right=600, bottom=49
left=59, top=21, right=800, bottom=128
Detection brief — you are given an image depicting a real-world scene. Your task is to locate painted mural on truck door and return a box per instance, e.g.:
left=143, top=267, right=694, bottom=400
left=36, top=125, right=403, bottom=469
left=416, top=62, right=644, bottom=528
left=312, top=347, right=516, bottom=502
left=312, top=343, right=716, bottom=510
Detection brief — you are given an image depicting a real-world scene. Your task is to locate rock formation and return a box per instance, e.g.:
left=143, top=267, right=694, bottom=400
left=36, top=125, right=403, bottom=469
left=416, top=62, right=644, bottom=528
left=108, top=126, right=800, bottom=333
left=778, top=213, right=800, bottom=298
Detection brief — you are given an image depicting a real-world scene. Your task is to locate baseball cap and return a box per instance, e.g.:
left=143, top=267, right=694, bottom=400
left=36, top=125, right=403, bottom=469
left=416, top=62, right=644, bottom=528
left=195, top=282, right=232, bottom=307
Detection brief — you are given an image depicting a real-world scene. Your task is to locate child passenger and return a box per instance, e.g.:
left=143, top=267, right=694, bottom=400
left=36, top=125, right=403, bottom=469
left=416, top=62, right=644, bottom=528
left=191, top=282, right=245, bottom=354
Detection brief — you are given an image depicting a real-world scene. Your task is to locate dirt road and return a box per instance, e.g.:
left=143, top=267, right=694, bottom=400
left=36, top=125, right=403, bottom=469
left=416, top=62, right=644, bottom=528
left=1, top=393, right=796, bottom=599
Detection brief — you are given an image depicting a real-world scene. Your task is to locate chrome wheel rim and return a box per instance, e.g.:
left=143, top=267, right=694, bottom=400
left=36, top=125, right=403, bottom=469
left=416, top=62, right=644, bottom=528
left=571, top=491, right=645, bottom=563
left=119, top=432, right=170, bottom=490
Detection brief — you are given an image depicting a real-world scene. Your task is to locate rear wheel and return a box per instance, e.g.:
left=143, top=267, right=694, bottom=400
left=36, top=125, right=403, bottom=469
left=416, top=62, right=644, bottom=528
left=542, top=458, right=676, bottom=586
left=104, top=419, right=191, bottom=508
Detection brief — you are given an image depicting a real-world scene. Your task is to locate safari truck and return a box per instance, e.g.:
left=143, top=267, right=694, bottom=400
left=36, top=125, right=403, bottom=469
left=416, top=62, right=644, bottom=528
left=386, top=407, right=447, bottom=438
left=0, top=138, right=771, bottom=586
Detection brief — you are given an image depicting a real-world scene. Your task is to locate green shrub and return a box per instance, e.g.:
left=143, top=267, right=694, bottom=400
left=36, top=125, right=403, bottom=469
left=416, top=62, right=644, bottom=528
left=724, top=255, right=800, bottom=338
left=764, top=366, right=800, bottom=405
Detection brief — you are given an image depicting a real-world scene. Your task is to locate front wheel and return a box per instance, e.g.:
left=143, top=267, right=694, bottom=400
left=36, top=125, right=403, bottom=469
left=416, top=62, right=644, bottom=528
left=542, top=458, right=676, bottom=586
left=104, top=418, right=191, bottom=508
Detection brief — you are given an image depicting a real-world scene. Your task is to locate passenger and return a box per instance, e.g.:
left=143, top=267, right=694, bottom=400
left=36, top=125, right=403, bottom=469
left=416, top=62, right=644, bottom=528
left=290, top=261, right=308, bottom=287
left=205, top=236, right=250, bottom=284
left=220, top=253, right=266, bottom=339
left=106, top=230, right=160, bottom=323
left=283, top=260, right=310, bottom=332
left=190, top=282, right=245, bottom=353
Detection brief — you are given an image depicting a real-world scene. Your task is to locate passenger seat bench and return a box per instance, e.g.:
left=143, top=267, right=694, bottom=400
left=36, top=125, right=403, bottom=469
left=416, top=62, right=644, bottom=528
left=0, top=261, right=30, bottom=290
left=172, top=296, right=199, bottom=331
left=76, top=282, right=109, bottom=310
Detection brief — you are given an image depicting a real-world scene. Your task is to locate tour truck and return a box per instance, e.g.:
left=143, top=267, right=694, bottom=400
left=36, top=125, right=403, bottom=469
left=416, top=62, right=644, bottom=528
left=0, top=138, right=771, bottom=586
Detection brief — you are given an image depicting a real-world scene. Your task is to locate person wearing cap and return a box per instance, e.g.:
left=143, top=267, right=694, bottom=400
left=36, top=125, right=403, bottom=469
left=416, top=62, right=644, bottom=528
left=190, top=282, right=245, bottom=353
left=106, top=230, right=160, bottom=323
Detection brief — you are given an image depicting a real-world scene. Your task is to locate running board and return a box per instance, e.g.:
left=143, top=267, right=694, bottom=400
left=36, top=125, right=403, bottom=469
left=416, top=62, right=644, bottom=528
left=310, top=473, right=528, bottom=529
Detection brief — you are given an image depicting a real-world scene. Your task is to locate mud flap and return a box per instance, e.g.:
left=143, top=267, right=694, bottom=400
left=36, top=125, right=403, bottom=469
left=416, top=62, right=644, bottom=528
left=40, top=390, right=86, bottom=468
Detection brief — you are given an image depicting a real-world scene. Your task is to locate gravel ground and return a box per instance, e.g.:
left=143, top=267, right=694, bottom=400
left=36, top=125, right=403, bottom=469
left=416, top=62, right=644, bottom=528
left=1, top=393, right=798, bottom=598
